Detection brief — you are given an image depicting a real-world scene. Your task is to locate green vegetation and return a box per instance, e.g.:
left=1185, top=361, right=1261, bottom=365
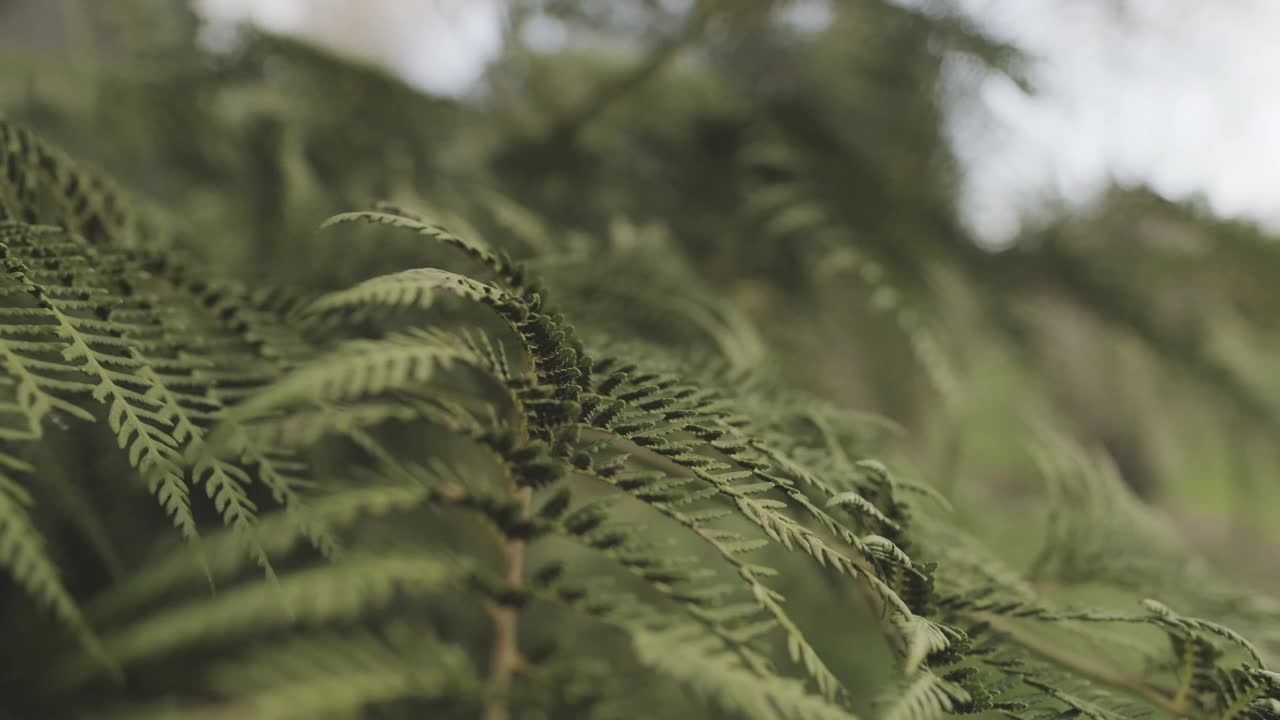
left=0, top=2, right=1277, bottom=718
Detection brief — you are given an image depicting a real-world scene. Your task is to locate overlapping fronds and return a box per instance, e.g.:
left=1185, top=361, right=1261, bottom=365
left=1, top=4, right=1279, bottom=719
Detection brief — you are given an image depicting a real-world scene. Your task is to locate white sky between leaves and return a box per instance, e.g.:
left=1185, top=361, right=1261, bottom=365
left=197, top=0, right=1280, bottom=249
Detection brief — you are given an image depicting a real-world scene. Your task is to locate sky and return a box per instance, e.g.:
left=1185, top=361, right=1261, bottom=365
left=197, top=0, right=506, bottom=96
left=940, top=0, right=1280, bottom=247
left=197, top=0, right=1280, bottom=248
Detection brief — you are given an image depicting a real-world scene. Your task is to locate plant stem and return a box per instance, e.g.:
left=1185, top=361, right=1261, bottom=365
left=483, top=486, right=532, bottom=720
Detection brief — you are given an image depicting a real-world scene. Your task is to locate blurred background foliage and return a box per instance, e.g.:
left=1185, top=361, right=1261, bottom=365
left=2, top=0, right=1277, bottom=658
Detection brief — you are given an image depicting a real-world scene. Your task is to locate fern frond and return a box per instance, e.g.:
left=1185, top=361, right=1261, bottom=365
left=880, top=670, right=971, bottom=720
left=1018, top=677, right=1140, bottom=720
left=109, top=625, right=475, bottom=720
left=1212, top=666, right=1280, bottom=720
left=302, top=267, right=507, bottom=319
left=0, top=467, right=112, bottom=670
left=0, top=222, right=200, bottom=540
left=323, top=208, right=539, bottom=299
left=222, top=329, right=479, bottom=423
left=1141, top=599, right=1265, bottom=668
left=207, top=625, right=473, bottom=720
left=4, top=32, right=1280, bottom=720
left=87, top=483, right=431, bottom=622
left=0, top=119, right=171, bottom=247
left=629, top=621, right=863, bottom=720
left=58, top=551, right=464, bottom=688
left=594, top=465, right=849, bottom=701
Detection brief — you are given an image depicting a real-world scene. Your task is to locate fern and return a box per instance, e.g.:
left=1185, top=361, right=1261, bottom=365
left=0, top=468, right=110, bottom=669
left=0, top=7, right=1278, bottom=720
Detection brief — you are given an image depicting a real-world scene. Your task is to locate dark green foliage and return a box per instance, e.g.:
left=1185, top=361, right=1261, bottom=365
left=1, top=2, right=1279, bottom=719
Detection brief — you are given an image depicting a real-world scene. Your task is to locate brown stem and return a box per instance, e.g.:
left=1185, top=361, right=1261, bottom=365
left=483, top=486, right=532, bottom=720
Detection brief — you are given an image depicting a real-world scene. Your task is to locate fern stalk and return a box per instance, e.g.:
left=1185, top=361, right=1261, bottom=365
left=484, top=484, right=532, bottom=720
